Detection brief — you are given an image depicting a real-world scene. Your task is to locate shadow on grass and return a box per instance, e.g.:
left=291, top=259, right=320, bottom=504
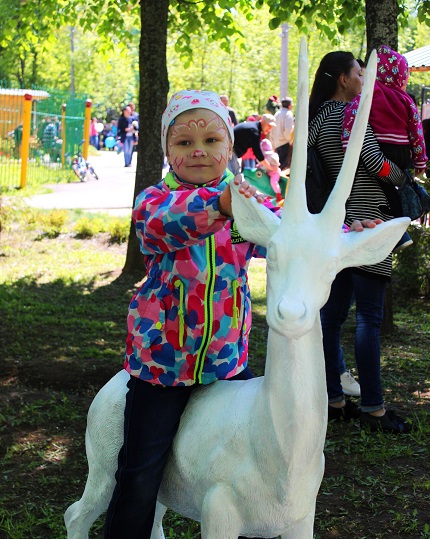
left=0, top=271, right=144, bottom=392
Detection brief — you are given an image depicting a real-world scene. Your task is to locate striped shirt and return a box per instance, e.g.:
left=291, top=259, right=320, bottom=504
left=309, top=100, right=405, bottom=279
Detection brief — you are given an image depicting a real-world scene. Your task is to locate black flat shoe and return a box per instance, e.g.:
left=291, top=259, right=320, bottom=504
left=360, top=409, right=412, bottom=434
left=328, top=399, right=361, bottom=421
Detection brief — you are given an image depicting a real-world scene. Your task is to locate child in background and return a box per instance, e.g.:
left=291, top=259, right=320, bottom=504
left=257, top=137, right=284, bottom=202
left=103, top=89, right=275, bottom=539
left=342, top=45, right=428, bottom=250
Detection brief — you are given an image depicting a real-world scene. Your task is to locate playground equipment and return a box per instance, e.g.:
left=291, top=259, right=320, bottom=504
left=243, top=167, right=289, bottom=198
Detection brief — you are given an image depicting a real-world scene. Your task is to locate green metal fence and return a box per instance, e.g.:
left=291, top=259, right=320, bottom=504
left=0, top=82, right=87, bottom=190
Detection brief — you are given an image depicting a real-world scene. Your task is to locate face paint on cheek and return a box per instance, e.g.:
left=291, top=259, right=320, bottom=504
left=211, top=147, right=229, bottom=166
left=172, top=155, right=184, bottom=169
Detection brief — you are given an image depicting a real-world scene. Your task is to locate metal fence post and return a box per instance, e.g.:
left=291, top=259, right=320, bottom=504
left=61, top=103, right=67, bottom=166
left=83, top=99, right=92, bottom=160
left=20, top=93, right=32, bottom=189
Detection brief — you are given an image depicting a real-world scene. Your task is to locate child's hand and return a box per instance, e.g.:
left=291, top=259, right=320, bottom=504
left=234, top=174, right=266, bottom=202
left=218, top=175, right=265, bottom=217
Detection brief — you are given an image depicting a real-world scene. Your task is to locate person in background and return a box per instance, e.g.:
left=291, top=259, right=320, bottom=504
left=42, top=117, right=58, bottom=157
left=273, top=97, right=294, bottom=171
left=128, top=102, right=139, bottom=123
left=342, top=45, right=428, bottom=252
left=117, top=106, right=137, bottom=167
left=229, top=114, right=277, bottom=175
left=89, top=118, right=100, bottom=150
left=257, top=137, right=283, bottom=202
left=309, top=51, right=412, bottom=434
left=265, top=95, right=280, bottom=115
left=220, top=94, right=239, bottom=126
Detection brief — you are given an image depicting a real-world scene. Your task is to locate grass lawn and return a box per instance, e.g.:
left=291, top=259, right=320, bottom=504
left=0, top=205, right=429, bottom=538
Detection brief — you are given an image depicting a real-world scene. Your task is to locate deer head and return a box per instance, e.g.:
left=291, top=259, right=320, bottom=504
left=231, top=38, right=410, bottom=340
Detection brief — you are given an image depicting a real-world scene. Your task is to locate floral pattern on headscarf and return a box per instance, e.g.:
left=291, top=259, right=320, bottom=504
left=376, top=45, right=409, bottom=89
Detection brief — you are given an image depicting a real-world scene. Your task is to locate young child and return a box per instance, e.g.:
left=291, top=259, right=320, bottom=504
left=342, top=45, right=428, bottom=250
left=257, top=137, right=284, bottom=202
left=103, top=90, right=273, bottom=539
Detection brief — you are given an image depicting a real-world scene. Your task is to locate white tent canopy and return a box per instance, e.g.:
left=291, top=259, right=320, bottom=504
left=404, top=45, right=430, bottom=72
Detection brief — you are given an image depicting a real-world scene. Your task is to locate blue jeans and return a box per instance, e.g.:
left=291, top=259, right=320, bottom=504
left=104, top=367, right=273, bottom=539
left=321, top=269, right=387, bottom=412
left=123, top=136, right=134, bottom=166
left=90, top=134, right=99, bottom=150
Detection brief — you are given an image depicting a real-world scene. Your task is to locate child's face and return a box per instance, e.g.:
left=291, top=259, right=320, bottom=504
left=166, top=108, right=232, bottom=184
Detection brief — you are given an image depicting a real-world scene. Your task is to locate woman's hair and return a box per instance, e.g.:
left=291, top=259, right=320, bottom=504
left=309, top=51, right=356, bottom=121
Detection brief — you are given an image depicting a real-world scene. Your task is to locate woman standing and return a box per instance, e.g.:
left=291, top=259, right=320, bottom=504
left=308, top=52, right=411, bottom=434
left=117, top=106, right=136, bottom=167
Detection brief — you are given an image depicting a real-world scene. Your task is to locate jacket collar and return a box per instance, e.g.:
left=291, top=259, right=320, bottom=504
left=164, top=170, right=234, bottom=191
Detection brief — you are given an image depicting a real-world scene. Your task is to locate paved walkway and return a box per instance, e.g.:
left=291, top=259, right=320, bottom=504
left=26, top=150, right=138, bottom=215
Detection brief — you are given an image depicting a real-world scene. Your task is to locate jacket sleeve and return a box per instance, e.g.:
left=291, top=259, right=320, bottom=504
left=133, top=183, right=229, bottom=254
left=251, top=130, right=265, bottom=162
left=360, top=124, right=405, bottom=187
left=407, top=101, right=428, bottom=170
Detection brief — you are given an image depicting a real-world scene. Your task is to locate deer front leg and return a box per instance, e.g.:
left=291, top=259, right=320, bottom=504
left=280, top=508, right=315, bottom=539
left=150, top=502, right=167, bottom=539
left=201, top=484, right=242, bottom=539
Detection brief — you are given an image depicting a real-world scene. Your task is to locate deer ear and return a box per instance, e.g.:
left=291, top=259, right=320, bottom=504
left=231, top=181, right=280, bottom=248
left=339, top=217, right=410, bottom=269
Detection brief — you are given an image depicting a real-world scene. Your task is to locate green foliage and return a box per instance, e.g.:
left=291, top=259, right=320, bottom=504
left=393, top=224, right=430, bottom=298
left=74, top=216, right=106, bottom=238
left=36, top=210, right=69, bottom=238
left=107, top=218, right=130, bottom=244
left=73, top=214, right=129, bottom=243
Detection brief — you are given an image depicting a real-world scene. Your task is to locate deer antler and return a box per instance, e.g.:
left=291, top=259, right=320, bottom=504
left=282, top=37, right=309, bottom=223
left=323, top=50, right=377, bottom=231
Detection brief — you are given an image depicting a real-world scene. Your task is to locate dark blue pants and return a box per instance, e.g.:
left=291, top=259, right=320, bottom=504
left=275, top=143, right=292, bottom=170
left=321, top=268, right=387, bottom=412
left=90, top=134, right=99, bottom=150
left=104, top=367, right=273, bottom=539
left=123, top=136, right=134, bottom=166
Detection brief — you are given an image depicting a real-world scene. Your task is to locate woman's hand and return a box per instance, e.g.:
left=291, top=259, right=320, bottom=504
left=218, top=174, right=265, bottom=217
left=349, top=218, right=383, bottom=232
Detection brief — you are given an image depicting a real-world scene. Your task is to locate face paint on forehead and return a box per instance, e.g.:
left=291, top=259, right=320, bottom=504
left=168, top=112, right=228, bottom=139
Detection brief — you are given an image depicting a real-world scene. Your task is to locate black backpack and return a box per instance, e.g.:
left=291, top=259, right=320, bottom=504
left=305, top=145, right=332, bottom=214
left=306, top=104, right=333, bottom=214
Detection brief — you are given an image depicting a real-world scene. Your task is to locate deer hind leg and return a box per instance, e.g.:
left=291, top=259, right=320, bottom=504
left=200, top=484, right=242, bottom=539
left=280, top=509, right=315, bottom=539
left=64, top=470, right=115, bottom=539
left=150, top=502, right=167, bottom=539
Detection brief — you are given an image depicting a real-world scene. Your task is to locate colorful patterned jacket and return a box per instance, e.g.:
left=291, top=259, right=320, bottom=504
left=124, top=170, right=268, bottom=386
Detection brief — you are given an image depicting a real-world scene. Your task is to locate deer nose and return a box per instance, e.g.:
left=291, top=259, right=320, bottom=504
left=277, top=297, right=306, bottom=322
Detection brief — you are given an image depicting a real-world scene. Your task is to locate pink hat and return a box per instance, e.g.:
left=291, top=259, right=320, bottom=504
left=161, top=90, right=235, bottom=155
left=260, top=138, right=274, bottom=152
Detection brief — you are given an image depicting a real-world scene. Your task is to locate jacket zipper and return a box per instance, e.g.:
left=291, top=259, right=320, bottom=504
left=174, top=279, right=185, bottom=347
left=194, top=235, right=216, bottom=383
left=232, top=279, right=240, bottom=329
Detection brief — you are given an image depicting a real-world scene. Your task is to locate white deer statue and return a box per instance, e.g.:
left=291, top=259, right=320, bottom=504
left=64, top=39, right=409, bottom=539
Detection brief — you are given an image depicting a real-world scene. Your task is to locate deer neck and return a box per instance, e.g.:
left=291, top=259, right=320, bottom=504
left=257, top=320, right=328, bottom=455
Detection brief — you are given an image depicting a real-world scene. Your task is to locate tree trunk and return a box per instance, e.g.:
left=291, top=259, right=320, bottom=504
left=365, top=0, right=398, bottom=52
left=365, top=0, right=398, bottom=331
left=122, top=0, right=170, bottom=273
